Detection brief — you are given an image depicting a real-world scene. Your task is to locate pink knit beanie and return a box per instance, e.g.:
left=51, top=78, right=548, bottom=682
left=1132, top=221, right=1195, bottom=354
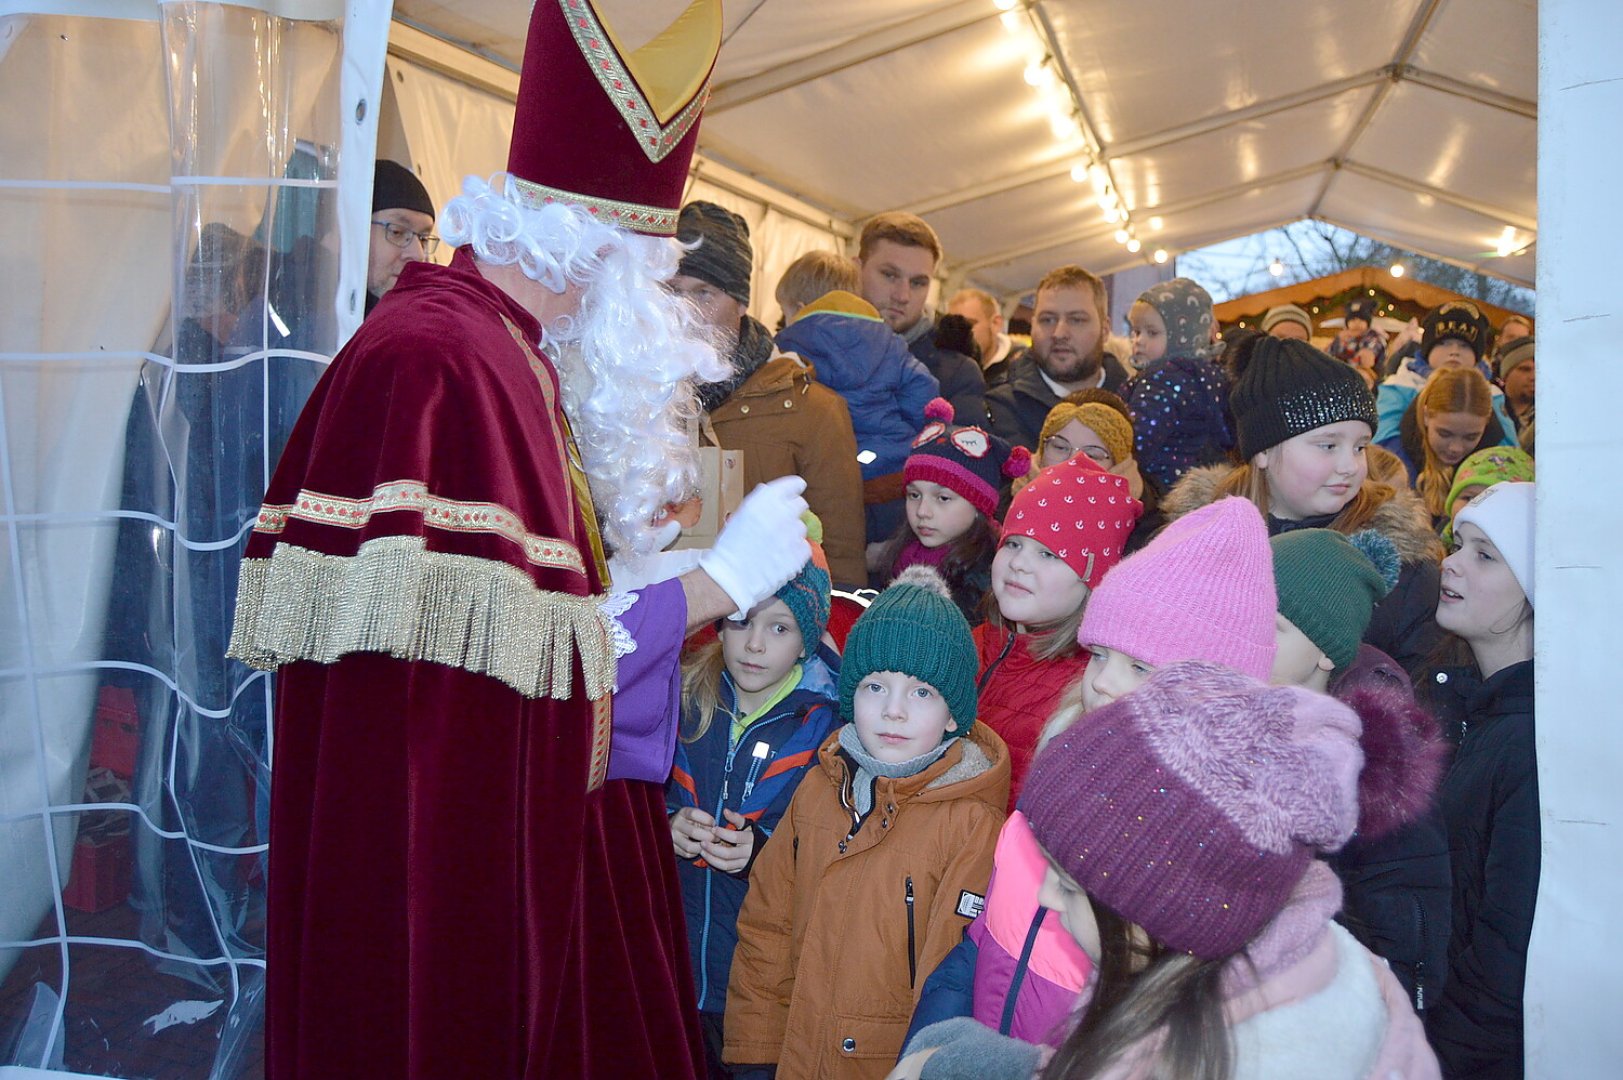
left=1020, top=661, right=1363, bottom=959
left=1076, top=496, right=1276, bottom=680
left=1001, top=456, right=1143, bottom=589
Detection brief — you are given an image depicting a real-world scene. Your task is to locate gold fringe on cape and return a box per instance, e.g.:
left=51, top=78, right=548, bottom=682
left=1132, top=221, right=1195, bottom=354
left=227, top=534, right=615, bottom=701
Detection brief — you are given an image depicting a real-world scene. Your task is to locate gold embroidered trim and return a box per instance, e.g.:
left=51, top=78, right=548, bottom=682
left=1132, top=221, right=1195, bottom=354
left=227, top=535, right=615, bottom=701
left=509, top=175, right=679, bottom=236
left=255, top=480, right=586, bottom=576
left=559, top=0, right=712, bottom=162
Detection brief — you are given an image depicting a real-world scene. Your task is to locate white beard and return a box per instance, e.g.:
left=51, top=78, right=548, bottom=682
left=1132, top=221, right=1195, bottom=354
left=441, top=174, right=731, bottom=556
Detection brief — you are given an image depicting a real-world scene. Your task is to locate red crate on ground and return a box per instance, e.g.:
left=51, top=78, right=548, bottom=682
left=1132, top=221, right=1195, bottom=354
left=92, top=686, right=141, bottom=779
left=63, top=831, right=133, bottom=913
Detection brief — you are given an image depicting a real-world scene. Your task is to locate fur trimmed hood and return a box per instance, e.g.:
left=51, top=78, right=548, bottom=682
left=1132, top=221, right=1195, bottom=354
left=1333, top=650, right=1450, bottom=840
left=1162, top=464, right=1441, bottom=566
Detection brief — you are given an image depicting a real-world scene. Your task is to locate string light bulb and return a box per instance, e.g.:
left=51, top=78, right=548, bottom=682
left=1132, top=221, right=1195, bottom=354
left=1070, top=163, right=1089, bottom=183
left=1114, top=228, right=1130, bottom=244
left=1390, top=263, right=1405, bottom=278
left=1126, top=238, right=1142, bottom=253
left=1153, top=248, right=1168, bottom=263
left=1269, top=258, right=1285, bottom=277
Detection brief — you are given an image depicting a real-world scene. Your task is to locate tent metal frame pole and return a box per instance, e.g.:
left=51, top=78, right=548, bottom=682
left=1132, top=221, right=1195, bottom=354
left=1338, top=161, right=1537, bottom=233
left=1307, top=0, right=1443, bottom=220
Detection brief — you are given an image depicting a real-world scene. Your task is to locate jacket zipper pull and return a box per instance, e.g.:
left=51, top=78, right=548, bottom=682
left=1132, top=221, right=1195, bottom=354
left=740, top=741, right=771, bottom=803
left=720, top=750, right=736, bottom=807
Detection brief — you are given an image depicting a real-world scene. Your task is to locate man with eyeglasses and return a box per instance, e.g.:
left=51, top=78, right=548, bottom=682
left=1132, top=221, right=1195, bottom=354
left=366, top=159, right=437, bottom=315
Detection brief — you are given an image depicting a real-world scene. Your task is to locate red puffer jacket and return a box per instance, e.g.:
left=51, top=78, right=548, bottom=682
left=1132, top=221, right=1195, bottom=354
left=973, top=622, right=1089, bottom=814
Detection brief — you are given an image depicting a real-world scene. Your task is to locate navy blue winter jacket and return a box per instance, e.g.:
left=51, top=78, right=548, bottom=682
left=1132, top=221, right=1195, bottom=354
left=667, top=652, right=841, bottom=1015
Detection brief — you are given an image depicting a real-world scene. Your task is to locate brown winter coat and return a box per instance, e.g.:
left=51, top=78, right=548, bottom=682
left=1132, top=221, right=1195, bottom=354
left=710, top=353, right=867, bottom=587
left=724, top=723, right=1010, bottom=1079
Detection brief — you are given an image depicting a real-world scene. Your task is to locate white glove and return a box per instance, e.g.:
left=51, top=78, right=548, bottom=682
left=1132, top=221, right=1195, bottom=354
left=699, top=476, right=810, bottom=619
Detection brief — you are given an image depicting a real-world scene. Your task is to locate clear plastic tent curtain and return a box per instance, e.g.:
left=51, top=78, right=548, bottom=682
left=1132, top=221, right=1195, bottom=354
left=0, top=0, right=382, bottom=1072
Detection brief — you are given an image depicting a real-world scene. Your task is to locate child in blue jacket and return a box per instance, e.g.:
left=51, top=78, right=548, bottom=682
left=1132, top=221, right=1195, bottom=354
left=668, top=546, right=840, bottom=1078
left=776, top=289, right=940, bottom=544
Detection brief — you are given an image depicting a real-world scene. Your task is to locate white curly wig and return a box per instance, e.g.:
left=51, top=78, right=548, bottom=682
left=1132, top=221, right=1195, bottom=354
left=440, top=173, right=731, bottom=556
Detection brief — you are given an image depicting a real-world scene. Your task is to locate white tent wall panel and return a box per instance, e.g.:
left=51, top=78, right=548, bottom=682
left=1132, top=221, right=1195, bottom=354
left=698, top=18, right=1072, bottom=224
left=0, top=12, right=172, bottom=991
left=384, top=55, right=515, bottom=238
left=1109, top=88, right=1369, bottom=214
left=1529, top=2, right=1623, bottom=1075
left=1412, top=0, right=1538, bottom=103
left=698, top=0, right=967, bottom=86
left=1354, top=80, right=1537, bottom=219
left=1050, top=0, right=1415, bottom=146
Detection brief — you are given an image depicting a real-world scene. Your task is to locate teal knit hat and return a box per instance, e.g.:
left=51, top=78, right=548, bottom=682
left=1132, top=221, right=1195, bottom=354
left=837, top=566, right=977, bottom=737
left=1270, top=529, right=1398, bottom=671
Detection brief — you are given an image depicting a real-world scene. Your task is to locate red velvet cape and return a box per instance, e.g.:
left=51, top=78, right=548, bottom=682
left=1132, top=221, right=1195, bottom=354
left=230, top=251, right=703, bottom=1078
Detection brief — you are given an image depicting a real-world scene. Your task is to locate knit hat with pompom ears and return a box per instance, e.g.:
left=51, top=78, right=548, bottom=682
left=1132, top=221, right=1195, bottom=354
left=837, top=565, right=978, bottom=739
left=905, top=398, right=1031, bottom=518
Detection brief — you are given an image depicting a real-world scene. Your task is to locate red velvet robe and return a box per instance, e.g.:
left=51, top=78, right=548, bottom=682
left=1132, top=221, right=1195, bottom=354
left=229, top=251, right=703, bottom=1078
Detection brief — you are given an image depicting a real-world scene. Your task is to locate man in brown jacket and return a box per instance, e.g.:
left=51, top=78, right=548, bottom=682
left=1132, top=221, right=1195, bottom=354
left=671, top=202, right=867, bottom=587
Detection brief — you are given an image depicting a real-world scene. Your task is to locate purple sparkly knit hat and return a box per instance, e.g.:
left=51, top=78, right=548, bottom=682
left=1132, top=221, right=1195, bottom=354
left=1019, top=661, right=1362, bottom=960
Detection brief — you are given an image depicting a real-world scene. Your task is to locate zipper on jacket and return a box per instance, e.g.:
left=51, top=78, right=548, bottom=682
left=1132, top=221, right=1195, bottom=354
left=906, top=876, right=917, bottom=989
left=740, top=741, right=771, bottom=803
left=999, top=909, right=1046, bottom=1035
left=977, top=631, right=1018, bottom=693
left=1411, top=893, right=1428, bottom=1014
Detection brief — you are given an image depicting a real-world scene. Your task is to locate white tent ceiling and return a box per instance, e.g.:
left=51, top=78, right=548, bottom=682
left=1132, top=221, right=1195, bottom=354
left=390, top=0, right=1537, bottom=297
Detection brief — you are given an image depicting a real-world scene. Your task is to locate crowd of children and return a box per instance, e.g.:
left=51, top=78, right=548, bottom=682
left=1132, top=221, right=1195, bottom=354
left=661, top=217, right=1538, bottom=1078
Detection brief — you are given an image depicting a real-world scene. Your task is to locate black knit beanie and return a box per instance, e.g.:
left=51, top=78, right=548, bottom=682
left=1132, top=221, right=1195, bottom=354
left=1230, top=336, right=1377, bottom=459
left=676, top=201, right=753, bottom=304
left=373, top=160, right=434, bottom=217
left=1422, top=300, right=1491, bottom=362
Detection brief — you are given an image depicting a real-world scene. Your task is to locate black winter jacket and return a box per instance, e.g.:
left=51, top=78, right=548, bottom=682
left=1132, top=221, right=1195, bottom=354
left=1325, top=646, right=1452, bottom=1016
left=1421, top=660, right=1538, bottom=1080
left=907, top=331, right=988, bottom=429
left=983, top=352, right=1131, bottom=451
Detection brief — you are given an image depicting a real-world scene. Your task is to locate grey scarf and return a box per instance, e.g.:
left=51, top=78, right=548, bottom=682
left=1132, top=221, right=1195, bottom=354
left=836, top=723, right=952, bottom=816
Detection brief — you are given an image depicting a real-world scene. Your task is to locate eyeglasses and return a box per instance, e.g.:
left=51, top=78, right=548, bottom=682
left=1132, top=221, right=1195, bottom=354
left=371, top=220, right=439, bottom=256
left=1043, top=436, right=1113, bottom=465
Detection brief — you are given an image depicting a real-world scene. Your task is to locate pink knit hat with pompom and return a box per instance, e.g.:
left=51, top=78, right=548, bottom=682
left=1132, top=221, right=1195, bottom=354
left=904, top=398, right=1031, bottom=518
left=1020, top=661, right=1363, bottom=959
left=1077, top=496, right=1276, bottom=680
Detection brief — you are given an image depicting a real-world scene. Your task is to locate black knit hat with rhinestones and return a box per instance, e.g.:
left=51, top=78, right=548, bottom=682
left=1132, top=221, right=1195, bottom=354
left=1230, top=335, right=1378, bottom=459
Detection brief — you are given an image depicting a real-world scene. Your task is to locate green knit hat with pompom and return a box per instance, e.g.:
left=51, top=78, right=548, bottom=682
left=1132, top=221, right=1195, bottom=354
left=1270, top=529, right=1397, bottom=671
left=837, top=566, right=977, bottom=738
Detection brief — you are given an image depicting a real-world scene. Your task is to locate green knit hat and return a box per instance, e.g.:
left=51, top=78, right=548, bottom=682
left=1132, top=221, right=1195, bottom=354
left=775, top=513, right=832, bottom=659
left=837, top=566, right=977, bottom=738
left=1270, top=529, right=1398, bottom=671
left=1442, top=447, right=1535, bottom=544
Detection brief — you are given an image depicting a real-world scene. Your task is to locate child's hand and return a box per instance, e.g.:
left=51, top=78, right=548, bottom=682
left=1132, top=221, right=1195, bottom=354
left=698, top=809, right=755, bottom=873
left=670, top=807, right=716, bottom=859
